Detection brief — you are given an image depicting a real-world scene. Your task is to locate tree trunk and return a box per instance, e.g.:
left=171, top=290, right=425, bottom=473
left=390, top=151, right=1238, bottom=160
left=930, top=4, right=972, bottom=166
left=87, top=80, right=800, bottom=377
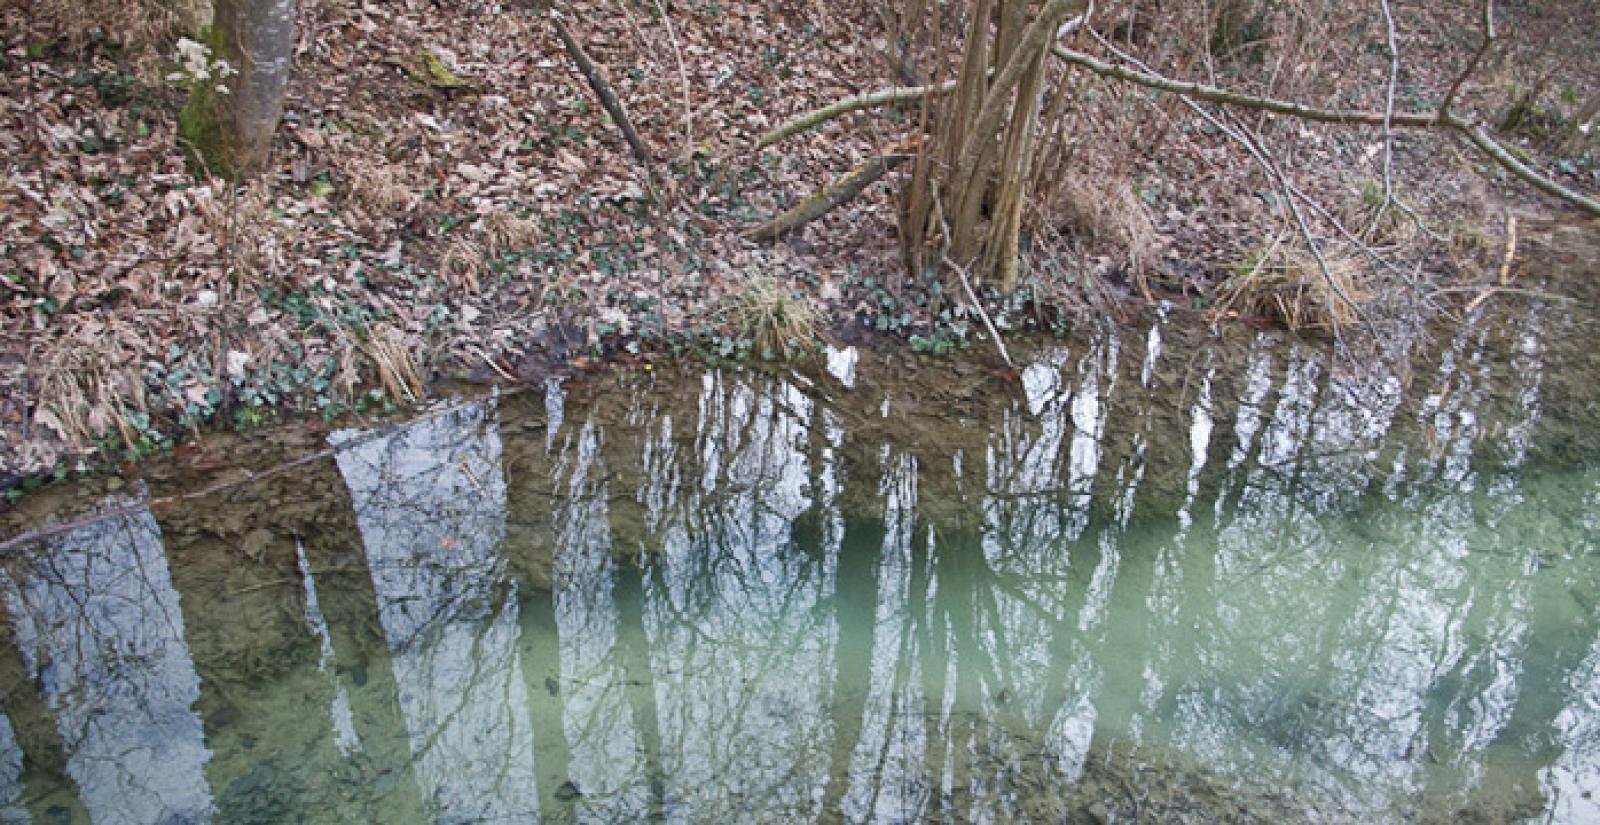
left=178, top=0, right=296, bottom=179
left=903, top=0, right=1086, bottom=291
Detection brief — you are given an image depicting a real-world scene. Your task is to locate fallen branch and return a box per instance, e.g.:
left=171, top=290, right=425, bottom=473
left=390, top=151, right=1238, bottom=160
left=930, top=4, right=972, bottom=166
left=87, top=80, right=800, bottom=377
left=1089, top=32, right=1373, bottom=337
left=1498, top=212, right=1519, bottom=285
left=1446, top=119, right=1600, bottom=216
left=1439, top=0, right=1496, bottom=117
left=746, top=142, right=915, bottom=241
left=1368, top=0, right=1400, bottom=234
left=1051, top=45, right=1600, bottom=217
left=1466, top=211, right=1520, bottom=313
left=945, top=254, right=1015, bottom=369
left=550, top=9, right=657, bottom=179
left=649, top=0, right=694, bottom=158
left=751, top=79, right=962, bottom=153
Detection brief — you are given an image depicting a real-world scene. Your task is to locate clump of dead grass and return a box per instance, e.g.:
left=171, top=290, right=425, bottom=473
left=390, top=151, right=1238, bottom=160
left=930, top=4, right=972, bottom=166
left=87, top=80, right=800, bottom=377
left=1338, top=178, right=1420, bottom=249
left=29, top=322, right=152, bottom=452
left=481, top=208, right=538, bottom=258
left=439, top=237, right=486, bottom=293
left=26, top=0, right=204, bottom=57
left=1056, top=173, right=1162, bottom=301
left=358, top=323, right=424, bottom=404
left=346, top=163, right=417, bottom=215
left=194, top=182, right=279, bottom=287
left=1217, top=238, right=1368, bottom=331
left=435, top=210, right=538, bottom=293
left=727, top=276, right=817, bottom=362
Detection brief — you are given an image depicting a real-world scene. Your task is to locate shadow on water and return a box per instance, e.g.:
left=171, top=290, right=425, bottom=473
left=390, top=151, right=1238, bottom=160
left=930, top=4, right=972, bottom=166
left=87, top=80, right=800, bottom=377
left=1, top=229, right=1599, bottom=823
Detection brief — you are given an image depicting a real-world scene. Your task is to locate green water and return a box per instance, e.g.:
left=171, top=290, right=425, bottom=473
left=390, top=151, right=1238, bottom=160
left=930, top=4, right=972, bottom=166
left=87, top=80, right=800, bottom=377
left=1, top=282, right=1599, bottom=823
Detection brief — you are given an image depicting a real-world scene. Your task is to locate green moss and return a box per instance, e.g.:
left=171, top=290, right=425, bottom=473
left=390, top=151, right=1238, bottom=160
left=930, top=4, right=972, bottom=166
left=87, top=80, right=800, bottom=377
left=408, top=48, right=471, bottom=91
left=176, top=25, right=233, bottom=178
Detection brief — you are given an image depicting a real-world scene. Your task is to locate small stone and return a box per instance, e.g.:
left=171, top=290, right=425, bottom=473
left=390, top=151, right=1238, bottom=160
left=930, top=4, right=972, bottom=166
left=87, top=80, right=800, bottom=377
left=1087, top=802, right=1111, bottom=825
left=240, top=528, right=273, bottom=561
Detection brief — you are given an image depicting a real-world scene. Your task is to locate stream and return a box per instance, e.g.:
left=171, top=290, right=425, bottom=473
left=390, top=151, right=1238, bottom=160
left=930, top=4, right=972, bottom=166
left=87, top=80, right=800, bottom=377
left=1, top=233, right=1598, bottom=823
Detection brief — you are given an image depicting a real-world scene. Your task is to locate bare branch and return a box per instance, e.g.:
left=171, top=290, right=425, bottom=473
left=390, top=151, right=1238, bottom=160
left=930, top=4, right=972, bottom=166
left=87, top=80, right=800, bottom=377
left=649, top=0, right=694, bottom=158
left=1439, top=0, right=1495, bottom=116
left=746, top=142, right=914, bottom=241
left=946, top=254, right=1015, bottom=369
left=1090, top=34, right=1406, bottom=281
left=751, top=79, right=962, bottom=153
left=1446, top=117, right=1600, bottom=215
left=551, top=9, right=657, bottom=181
left=1052, top=45, right=1433, bottom=127
left=1367, top=0, right=1400, bottom=235
left=1051, top=44, right=1600, bottom=216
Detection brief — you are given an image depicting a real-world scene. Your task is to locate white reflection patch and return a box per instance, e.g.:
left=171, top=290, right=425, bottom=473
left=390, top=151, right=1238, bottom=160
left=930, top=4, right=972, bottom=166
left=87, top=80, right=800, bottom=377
left=332, top=399, right=538, bottom=822
left=0, top=713, right=25, bottom=821
left=296, top=539, right=361, bottom=756
left=1, top=495, right=215, bottom=824
left=826, top=345, right=859, bottom=388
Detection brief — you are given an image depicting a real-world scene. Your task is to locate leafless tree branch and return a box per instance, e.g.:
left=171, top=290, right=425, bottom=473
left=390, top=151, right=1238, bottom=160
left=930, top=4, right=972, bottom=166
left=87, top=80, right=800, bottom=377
left=1439, top=0, right=1496, bottom=117
left=1050, top=43, right=1600, bottom=216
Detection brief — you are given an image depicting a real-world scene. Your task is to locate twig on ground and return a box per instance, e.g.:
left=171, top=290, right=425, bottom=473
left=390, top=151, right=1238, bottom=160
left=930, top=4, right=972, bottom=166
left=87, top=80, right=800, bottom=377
left=1432, top=285, right=1575, bottom=303
left=929, top=187, right=1014, bottom=369
left=649, top=0, right=694, bottom=158
left=1498, top=212, right=1519, bottom=285
left=746, top=140, right=915, bottom=241
left=550, top=7, right=657, bottom=183
left=946, top=254, right=1015, bottom=369
left=1465, top=211, right=1520, bottom=313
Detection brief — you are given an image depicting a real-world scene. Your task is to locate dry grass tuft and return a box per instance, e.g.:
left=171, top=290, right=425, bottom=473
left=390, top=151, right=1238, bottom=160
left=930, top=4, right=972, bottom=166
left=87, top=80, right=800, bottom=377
left=481, top=209, right=539, bottom=259
left=1058, top=174, right=1162, bottom=300
left=27, top=0, right=203, bottom=56
left=361, top=323, right=424, bottom=404
left=29, top=322, right=152, bottom=451
left=727, top=276, right=817, bottom=362
left=195, top=182, right=277, bottom=287
left=346, top=163, right=417, bottom=215
left=1339, top=178, right=1419, bottom=249
left=439, top=237, right=486, bottom=293
left=1217, top=239, right=1367, bottom=331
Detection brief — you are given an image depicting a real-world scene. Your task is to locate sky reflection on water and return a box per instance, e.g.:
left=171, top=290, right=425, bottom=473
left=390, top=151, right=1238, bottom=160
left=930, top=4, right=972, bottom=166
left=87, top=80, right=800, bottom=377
left=1, top=297, right=1598, bottom=824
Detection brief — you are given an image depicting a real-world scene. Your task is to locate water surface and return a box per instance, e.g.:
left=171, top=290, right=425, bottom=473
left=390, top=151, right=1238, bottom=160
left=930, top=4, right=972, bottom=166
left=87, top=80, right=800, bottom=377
left=2, top=243, right=1599, bottom=824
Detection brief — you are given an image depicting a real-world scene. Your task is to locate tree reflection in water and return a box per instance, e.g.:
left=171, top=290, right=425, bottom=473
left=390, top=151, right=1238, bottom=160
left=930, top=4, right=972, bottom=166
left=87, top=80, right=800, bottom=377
left=1, top=284, right=1598, bottom=823
left=0, top=493, right=214, bottom=824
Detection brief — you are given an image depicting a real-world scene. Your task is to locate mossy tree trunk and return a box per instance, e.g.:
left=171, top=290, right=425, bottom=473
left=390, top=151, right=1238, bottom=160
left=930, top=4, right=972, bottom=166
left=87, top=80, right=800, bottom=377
left=178, top=0, right=295, bottom=179
left=900, top=0, right=1086, bottom=293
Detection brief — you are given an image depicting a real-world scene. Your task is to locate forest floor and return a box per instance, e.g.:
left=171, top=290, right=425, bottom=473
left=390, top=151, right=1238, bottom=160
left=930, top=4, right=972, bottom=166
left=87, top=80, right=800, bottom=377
left=1, top=0, right=1598, bottom=490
